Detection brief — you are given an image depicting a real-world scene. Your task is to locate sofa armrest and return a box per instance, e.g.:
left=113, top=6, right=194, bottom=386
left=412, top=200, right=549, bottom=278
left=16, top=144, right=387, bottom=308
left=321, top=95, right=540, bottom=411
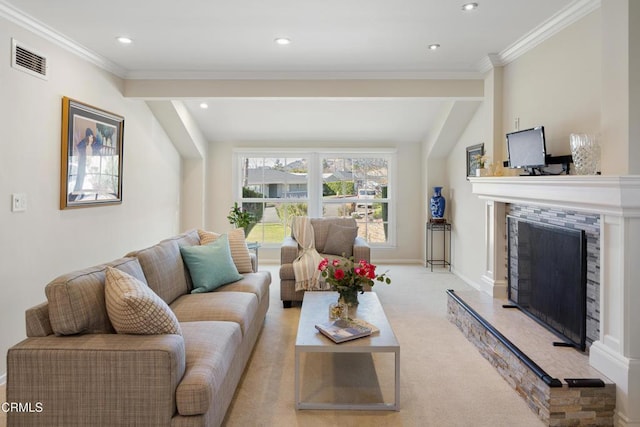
left=353, top=236, right=371, bottom=263
left=281, top=236, right=299, bottom=265
left=7, top=333, right=185, bottom=426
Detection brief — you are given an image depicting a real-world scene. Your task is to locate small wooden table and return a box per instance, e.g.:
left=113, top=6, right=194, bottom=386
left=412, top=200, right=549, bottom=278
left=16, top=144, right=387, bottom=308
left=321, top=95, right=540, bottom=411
left=295, top=292, right=400, bottom=411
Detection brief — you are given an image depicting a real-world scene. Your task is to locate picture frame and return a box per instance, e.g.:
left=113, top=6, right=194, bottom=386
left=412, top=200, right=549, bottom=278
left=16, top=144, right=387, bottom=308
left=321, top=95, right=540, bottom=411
left=466, top=143, right=484, bottom=179
left=60, top=97, right=124, bottom=209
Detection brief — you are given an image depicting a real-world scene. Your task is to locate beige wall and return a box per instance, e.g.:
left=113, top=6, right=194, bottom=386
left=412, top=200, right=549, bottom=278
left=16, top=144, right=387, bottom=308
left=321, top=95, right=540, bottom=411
left=502, top=9, right=602, bottom=164
left=447, top=9, right=602, bottom=291
left=0, top=19, right=182, bottom=377
left=206, top=140, right=424, bottom=264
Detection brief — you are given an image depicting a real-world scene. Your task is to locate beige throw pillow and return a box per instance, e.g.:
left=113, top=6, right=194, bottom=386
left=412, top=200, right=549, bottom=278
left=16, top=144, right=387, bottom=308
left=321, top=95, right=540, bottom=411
left=323, top=223, right=358, bottom=258
left=104, top=266, right=182, bottom=335
left=198, top=228, right=253, bottom=273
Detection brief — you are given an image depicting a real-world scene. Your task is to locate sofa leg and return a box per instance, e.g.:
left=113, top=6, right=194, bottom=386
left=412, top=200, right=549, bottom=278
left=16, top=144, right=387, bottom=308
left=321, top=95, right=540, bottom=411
left=283, top=301, right=292, bottom=308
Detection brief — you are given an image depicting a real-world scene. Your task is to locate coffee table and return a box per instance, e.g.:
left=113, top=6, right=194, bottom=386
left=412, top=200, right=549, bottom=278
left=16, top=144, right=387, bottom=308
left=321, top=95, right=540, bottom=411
left=295, top=291, right=400, bottom=411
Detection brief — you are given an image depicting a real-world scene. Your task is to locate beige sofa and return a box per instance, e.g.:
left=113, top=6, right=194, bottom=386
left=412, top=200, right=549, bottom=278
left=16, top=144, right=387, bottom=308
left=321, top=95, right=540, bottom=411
left=279, top=217, right=370, bottom=308
left=6, top=230, right=271, bottom=427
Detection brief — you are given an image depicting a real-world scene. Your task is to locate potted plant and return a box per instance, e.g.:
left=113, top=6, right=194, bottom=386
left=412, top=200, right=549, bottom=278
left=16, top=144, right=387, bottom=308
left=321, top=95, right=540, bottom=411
left=227, top=202, right=255, bottom=235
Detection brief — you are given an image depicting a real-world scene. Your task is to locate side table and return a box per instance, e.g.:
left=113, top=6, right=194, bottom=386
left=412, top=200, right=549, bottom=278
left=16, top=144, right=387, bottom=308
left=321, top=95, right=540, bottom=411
left=426, top=222, right=451, bottom=271
left=247, top=241, right=261, bottom=270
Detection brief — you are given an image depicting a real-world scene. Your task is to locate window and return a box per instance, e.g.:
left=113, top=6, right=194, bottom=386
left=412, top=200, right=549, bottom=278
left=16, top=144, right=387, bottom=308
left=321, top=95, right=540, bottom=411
left=234, top=150, right=394, bottom=247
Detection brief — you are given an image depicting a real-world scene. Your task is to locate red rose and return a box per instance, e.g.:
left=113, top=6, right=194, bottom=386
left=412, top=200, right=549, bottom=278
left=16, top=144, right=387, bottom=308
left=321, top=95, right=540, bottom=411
left=318, top=258, right=329, bottom=271
left=334, top=269, right=345, bottom=280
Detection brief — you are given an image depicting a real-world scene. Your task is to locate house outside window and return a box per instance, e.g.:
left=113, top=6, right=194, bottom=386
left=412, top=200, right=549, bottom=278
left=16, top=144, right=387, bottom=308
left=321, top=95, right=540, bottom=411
left=234, top=150, right=394, bottom=247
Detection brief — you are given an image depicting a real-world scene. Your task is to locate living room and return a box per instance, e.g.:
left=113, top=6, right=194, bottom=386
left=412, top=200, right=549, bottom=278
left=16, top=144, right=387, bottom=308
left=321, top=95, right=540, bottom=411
left=1, top=0, right=639, bottom=426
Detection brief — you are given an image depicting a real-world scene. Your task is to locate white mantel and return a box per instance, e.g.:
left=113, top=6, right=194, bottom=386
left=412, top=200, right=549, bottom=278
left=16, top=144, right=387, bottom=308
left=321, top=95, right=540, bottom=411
left=470, top=175, right=640, bottom=427
left=470, top=175, right=640, bottom=216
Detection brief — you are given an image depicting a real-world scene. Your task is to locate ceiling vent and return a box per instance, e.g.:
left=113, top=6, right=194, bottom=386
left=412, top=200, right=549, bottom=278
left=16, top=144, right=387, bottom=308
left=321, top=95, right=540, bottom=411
left=11, top=38, right=48, bottom=80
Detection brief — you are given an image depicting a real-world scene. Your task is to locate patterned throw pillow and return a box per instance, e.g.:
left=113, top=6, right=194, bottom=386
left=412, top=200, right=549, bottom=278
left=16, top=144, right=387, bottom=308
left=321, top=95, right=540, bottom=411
left=104, top=266, right=182, bottom=335
left=323, top=223, right=358, bottom=258
left=180, top=234, right=244, bottom=293
left=198, top=228, right=253, bottom=273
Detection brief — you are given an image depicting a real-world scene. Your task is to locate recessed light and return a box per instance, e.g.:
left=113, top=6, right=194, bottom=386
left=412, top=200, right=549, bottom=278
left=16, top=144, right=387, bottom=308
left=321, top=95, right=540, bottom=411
left=462, top=2, right=478, bottom=11
left=199, top=102, right=209, bottom=109
left=428, top=44, right=440, bottom=50
left=274, top=37, right=291, bottom=45
left=116, top=36, right=133, bottom=44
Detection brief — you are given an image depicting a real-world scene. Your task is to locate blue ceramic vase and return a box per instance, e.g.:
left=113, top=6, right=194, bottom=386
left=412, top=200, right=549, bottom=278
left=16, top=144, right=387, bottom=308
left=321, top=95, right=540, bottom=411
left=430, top=186, right=446, bottom=219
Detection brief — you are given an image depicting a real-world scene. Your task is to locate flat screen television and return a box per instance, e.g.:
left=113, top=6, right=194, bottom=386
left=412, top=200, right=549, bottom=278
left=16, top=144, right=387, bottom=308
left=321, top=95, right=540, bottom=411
left=506, top=126, right=547, bottom=174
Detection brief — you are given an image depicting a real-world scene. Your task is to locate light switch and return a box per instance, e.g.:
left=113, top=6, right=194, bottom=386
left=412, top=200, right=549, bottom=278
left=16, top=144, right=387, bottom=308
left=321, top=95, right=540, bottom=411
left=11, top=193, right=27, bottom=212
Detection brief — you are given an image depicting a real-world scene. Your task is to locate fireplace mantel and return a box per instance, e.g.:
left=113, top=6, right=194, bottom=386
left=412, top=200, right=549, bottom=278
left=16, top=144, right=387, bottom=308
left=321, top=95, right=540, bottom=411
left=469, top=175, right=640, bottom=216
left=468, top=174, right=640, bottom=426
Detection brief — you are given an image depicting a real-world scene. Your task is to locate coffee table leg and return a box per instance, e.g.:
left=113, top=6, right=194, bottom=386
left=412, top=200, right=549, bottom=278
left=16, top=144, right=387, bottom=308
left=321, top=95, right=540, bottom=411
left=295, top=347, right=300, bottom=409
left=394, top=347, right=400, bottom=411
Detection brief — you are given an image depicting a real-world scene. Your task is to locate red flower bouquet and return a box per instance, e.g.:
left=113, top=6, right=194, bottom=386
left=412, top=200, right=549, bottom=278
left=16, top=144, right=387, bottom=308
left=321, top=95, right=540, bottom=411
left=318, top=257, right=391, bottom=306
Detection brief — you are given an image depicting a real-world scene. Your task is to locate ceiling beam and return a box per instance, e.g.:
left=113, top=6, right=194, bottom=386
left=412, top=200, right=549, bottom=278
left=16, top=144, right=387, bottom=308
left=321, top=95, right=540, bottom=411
left=125, top=79, right=483, bottom=99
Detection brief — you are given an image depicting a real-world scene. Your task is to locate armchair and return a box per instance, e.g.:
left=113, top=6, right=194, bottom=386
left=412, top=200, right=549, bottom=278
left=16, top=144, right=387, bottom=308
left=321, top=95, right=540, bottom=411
left=279, top=217, right=370, bottom=308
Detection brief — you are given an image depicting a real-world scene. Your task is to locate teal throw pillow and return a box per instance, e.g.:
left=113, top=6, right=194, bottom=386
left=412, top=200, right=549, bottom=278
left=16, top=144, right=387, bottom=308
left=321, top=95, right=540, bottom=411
left=180, top=234, right=243, bottom=293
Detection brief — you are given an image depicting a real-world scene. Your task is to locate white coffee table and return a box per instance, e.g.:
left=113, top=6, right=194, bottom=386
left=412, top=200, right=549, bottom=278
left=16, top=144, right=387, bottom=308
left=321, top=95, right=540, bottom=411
left=295, top=291, right=400, bottom=411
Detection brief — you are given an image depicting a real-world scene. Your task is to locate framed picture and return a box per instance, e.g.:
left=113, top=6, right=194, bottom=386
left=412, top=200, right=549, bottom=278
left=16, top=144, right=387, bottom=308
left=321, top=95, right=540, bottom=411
left=60, top=97, right=124, bottom=209
left=466, top=143, right=484, bottom=179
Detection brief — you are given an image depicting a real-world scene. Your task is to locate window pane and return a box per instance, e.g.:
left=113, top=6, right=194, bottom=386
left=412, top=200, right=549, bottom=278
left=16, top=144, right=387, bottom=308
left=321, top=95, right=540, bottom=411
left=322, top=156, right=390, bottom=244
left=348, top=202, right=388, bottom=243
left=244, top=201, right=308, bottom=244
left=241, top=156, right=308, bottom=199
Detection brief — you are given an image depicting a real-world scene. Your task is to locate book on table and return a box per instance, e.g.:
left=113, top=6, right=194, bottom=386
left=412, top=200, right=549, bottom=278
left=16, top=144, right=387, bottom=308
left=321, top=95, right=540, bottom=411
left=315, top=319, right=373, bottom=343
left=348, top=318, right=380, bottom=334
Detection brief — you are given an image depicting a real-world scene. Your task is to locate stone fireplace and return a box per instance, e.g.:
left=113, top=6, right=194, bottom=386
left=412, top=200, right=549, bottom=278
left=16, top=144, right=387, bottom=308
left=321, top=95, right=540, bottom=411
left=469, top=175, right=640, bottom=427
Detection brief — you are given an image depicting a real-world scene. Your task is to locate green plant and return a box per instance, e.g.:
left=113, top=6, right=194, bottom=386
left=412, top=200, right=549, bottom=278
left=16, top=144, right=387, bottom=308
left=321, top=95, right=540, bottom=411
left=227, top=202, right=255, bottom=230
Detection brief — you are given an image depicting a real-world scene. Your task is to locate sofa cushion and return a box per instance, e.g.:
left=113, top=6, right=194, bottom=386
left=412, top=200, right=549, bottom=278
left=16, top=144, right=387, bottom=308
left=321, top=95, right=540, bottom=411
left=45, top=257, right=147, bottom=336
left=25, top=302, right=53, bottom=337
left=105, top=267, right=182, bottom=336
left=310, top=217, right=358, bottom=253
left=180, top=235, right=243, bottom=293
left=171, top=292, right=257, bottom=336
left=322, top=223, right=358, bottom=257
left=213, top=271, right=271, bottom=302
left=198, top=228, right=253, bottom=274
left=176, top=321, right=242, bottom=416
left=133, top=239, right=189, bottom=305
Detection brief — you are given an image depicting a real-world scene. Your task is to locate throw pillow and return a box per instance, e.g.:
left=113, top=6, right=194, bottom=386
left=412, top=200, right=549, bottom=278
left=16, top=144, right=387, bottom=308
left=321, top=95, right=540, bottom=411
left=198, top=228, right=253, bottom=273
left=104, top=266, right=182, bottom=335
left=323, top=223, right=358, bottom=258
left=180, top=234, right=244, bottom=293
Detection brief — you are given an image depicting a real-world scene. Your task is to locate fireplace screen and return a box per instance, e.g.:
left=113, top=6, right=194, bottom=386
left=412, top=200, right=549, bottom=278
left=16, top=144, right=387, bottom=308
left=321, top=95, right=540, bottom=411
left=507, top=216, right=587, bottom=351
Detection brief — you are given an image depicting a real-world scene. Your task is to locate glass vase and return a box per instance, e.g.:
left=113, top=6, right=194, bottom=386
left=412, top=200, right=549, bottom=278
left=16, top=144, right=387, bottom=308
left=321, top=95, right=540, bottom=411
left=570, top=134, right=600, bottom=175
left=338, top=288, right=359, bottom=308
left=329, top=300, right=348, bottom=320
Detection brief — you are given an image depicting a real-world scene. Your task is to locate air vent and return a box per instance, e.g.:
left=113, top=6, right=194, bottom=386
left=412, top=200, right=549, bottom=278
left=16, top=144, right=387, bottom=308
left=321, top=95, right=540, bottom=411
left=11, top=39, right=48, bottom=80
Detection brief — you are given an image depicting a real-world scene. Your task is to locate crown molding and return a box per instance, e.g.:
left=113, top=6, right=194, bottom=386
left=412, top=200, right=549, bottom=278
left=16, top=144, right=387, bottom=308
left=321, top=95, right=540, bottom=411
left=477, top=0, right=601, bottom=73
left=0, top=0, right=127, bottom=77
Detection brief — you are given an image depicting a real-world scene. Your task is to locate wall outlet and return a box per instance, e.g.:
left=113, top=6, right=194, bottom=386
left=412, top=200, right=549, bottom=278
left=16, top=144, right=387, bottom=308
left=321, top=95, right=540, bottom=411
left=11, top=193, right=27, bottom=212
left=514, top=117, right=520, bottom=131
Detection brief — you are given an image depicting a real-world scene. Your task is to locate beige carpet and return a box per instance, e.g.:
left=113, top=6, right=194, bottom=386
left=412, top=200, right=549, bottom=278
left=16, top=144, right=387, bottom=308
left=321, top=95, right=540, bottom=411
left=222, top=264, right=543, bottom=427
left=0, top=264, right=544, bottom=427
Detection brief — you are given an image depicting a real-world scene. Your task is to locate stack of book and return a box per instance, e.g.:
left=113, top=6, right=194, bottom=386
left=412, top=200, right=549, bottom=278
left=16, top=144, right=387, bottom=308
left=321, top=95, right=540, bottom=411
left=315, top=318, right=378, bottom=343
